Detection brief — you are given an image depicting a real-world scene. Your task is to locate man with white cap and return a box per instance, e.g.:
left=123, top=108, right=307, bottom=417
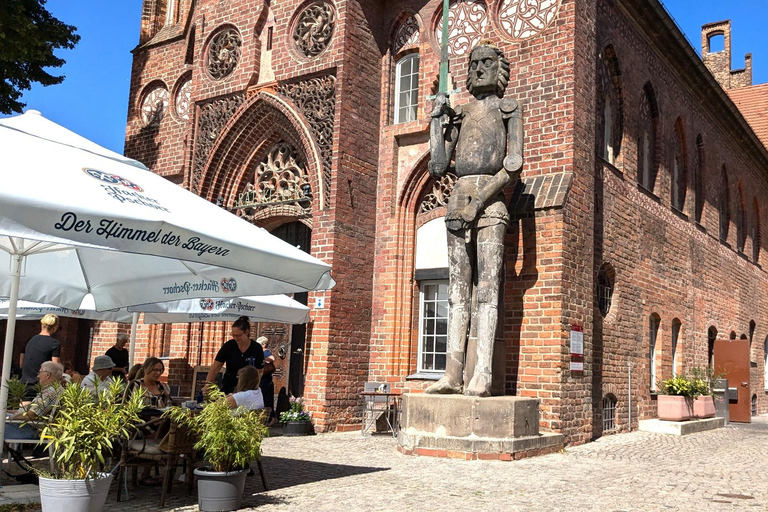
left=81, top=355, right=116, bottom=394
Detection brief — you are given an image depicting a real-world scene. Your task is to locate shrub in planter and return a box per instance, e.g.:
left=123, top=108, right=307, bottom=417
left=37, top=380, right=145, bottom=512
left=657, top=368, right=715, bottom=421
left=165, top=385, right=268, bottom=511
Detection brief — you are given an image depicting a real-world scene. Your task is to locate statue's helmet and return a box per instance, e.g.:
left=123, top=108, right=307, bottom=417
left=466, top=40, right=510, bottom=98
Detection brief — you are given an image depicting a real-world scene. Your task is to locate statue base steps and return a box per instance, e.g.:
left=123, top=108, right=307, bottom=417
left=397, top=394, right=564, bottom=460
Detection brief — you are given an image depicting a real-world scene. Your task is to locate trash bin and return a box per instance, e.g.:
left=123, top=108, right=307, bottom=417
left=712, top=378, right=729, bottom=425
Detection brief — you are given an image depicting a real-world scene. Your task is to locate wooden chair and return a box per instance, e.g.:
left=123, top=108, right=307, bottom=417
left=116, top=417, right=197, bottom=507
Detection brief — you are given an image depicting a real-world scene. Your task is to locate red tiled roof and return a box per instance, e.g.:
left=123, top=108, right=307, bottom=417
left=728, top=83, right=768, bottom=150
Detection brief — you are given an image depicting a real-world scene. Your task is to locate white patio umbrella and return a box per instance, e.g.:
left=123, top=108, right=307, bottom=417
left=0, top=110, right=334, bottom=442
left=0, top=299, right=134, bottom=323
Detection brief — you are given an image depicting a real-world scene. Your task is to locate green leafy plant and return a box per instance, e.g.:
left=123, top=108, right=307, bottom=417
left=5, top=377, right=28, bottom=409
left=279, top=395, right=310, bottom=423
left=658, top=367, right=716, bottom=399
left=38, top=379, right=145, bottom=480
left=164, top=385, right=268, bottom=473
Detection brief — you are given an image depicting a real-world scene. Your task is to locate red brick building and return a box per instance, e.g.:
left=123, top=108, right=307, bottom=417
left=83, top=0, right=768, bottom=443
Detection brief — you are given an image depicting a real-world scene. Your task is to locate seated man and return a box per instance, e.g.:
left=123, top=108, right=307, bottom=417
left=80, top=355, right=116, bottom=394
left=6, top=361, right=65, bottom=440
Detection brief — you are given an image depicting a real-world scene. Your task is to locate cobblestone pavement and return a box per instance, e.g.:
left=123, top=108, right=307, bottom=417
left=5, top=417, right=768, bottom=511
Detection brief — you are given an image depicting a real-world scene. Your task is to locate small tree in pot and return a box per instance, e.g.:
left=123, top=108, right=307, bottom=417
left=165, top=385, right=268, bottom=512
left=37, top=379, right=145, bottom=512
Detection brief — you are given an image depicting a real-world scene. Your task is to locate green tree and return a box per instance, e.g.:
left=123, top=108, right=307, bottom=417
left=0, top=0, right=80, bottom=114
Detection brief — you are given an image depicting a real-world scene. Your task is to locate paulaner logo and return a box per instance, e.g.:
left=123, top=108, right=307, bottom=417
left=83, top=168, right=143, bottom=192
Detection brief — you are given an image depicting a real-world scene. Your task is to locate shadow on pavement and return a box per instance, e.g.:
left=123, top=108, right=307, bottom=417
left=254, top=455, right=390, bottom=491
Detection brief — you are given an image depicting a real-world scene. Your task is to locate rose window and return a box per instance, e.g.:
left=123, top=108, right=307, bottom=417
left=207, top=28, right=242, bottom=79
left=292, top=2, right=336, bottom=58
left=434, top=0, right=488, bottom=56
left=497, top=0, right=561, bottom=40
left=140, top=85, right=170, bottom=127
left=175, top=78, right=192, bottom=121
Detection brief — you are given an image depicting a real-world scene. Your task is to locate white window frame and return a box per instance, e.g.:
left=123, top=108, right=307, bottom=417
left=394, top=54, right=419, bottom=124
left=417, top=280, right=448, bottom=373
left=650, top=315, right=659, bottom=391
left=764, top=337, right=768, bottom=391
left=671, top=319, right=681, bottom=377
left=603, top=94, right=613, bottom=163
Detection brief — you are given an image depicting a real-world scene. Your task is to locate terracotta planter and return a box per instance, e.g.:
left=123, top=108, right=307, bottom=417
left=657, top=395, right=693, bottom=421
left=693, top=395, right=715, bottom=418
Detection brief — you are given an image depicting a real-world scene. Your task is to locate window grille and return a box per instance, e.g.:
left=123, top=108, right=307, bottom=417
left=597, top=268, right=613, bottom=317
left=602, top=395, right=616, bottom=432
left=418, top=281, right=448, bottom=372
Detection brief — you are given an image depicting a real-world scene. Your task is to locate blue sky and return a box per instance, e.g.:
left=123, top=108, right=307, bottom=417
left=7, top=0, right=768, bottom=154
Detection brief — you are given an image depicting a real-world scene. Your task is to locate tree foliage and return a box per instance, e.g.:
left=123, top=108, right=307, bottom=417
left=0, top=0, right=80, bottom=114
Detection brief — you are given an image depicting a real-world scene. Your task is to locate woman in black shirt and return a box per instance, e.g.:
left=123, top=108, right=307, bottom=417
left=205, top=316, right=265, bottom=394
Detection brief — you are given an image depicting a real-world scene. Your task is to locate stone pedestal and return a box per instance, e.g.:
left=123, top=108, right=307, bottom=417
left=397, top=394, right=564, bottom=460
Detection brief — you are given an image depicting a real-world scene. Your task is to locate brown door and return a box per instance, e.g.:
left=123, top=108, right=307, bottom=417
left=713, top=338, right=751, bottom=423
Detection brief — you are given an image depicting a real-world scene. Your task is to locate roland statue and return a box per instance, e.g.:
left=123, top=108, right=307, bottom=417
left=425, top=40, right=523, bottom=397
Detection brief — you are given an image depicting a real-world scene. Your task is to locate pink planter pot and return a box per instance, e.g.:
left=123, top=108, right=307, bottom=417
left=657, top=395, right=693, bottom=421
left=693, top=395, right=715, bottom=419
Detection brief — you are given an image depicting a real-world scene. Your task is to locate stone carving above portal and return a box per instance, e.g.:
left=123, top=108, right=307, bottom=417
left=419, top=172, right=457, bottom=213
left=393, top=14, right=420, bottom=53
left=435, top=0, right=488, bottom=56
left=140, top=84, right=170, bottom=127
left=496, top=0, right=561, bottom=40
left=207, top=27, right=242, bottom=79
left=192, top=94, right=246, bottom=190
left=234, top=142, right=312, bottom=211
left=276, top=74, right=335, bottom=208
left=292, top=1, right=336, bottom=58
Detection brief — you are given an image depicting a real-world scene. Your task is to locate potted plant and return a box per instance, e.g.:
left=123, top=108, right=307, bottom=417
left=165, top=385, right=268, bottom=512
left=37, top=379, right=145, bottom=512
left=6, top=376, right=28, bottom=409
left=279, top=396, right=314, bottom=436
left=657, top=368, right=714, bottom=421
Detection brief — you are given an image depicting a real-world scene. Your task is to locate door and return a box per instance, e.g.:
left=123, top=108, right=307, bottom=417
left=269, top=222, right=311, bottom=398
left=713, top=338, right=751, bottom=423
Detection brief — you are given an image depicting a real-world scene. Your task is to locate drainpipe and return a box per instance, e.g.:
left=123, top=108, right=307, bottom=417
left=628, top=362, right=632, bottom=432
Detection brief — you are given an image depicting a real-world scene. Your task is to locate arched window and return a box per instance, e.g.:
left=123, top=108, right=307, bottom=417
left=694, top=135, right=704, bottom=223
left=753, top=197, right=760, bottom=263
left=672, top=118, right=687, bottom=211
left=394, top=54, right=420, bottom=124
left=602, top=394, right=617, bottom=432
left=708, top=326, right=717, bottom=367
left=671, top=318, right=681, bottom=377
left=764, top=336, right=768, bottom=391
left=650, top=314, right=660, bottom=391
left=596, top=263, right=615, bottom=317
left=719, top=165, right=730, bottom=242
left=638, top=82, right=658, bottom=191
left=598, top=45, right=622, bottom=165
left=737, top=183, right=746, bottom=253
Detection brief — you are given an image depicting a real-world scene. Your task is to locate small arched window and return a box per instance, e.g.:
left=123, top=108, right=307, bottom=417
left=394, top=53, right=420, bottom=124
left=764, top=336, right=768, bottom=391
left=650, top=314, right=660, bottom=391
left=671, top=318, right=681, bottom=377
left=694, top=135, right=704, bottom=223
left=638, top=82, right=658, bottom=191
left=737, top=183, right=746, bottom=253
left=753, top=197, right=760, bottom=263
left=708, top=326, right=717, bottom=367
left=672, top=118, right=686, bottom=211
left=598, top=45, right=622, bottom=165
left=602, top=394, right=617, bottom=432
left=719, top=166, right=730, bottom=242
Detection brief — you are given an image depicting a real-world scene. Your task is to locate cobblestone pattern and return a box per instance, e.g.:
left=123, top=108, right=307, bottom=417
left=22, top=415, right=758, bottom=511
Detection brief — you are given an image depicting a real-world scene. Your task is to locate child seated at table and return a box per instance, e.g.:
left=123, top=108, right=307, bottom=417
left=225, top=366, right=264, bottom=411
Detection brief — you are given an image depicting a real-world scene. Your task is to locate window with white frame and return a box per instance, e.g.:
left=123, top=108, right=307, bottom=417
left=418, top=281, right=448, bottom=372
left=764, top=337, right=768, bottom=391
left=603, top=94, right=613, bottom=163
left=671, top=319, right=681, bottom=377
left=394, top=54, right=419, bottom=124
left=650, top=314, right=660, bottom=391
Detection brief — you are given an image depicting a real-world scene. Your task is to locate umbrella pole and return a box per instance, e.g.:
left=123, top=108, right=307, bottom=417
left=0, top=253, right=23, bottom=445
left=129, top=312, right=139, bottom=368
